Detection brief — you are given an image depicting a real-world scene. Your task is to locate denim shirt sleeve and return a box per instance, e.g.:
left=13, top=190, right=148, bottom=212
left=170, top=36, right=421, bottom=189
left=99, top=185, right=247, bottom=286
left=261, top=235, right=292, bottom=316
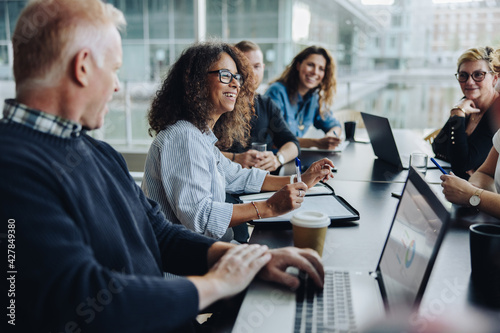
left=313, top=106, right=341, bottom=133
left=266, top=82, right=340, bottom=136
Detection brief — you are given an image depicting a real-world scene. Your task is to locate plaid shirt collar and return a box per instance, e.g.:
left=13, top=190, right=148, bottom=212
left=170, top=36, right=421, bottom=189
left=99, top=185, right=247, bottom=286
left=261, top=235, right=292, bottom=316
left=1, top=99, right=83, bottom=139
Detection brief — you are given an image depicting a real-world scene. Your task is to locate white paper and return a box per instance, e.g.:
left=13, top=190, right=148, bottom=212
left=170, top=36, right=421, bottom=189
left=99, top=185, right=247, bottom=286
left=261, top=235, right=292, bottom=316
left=238, top=183, right=333, bottom=202
left=300, top=140, right=350, bottom=153
left=247, top=195, right=355, bottom=223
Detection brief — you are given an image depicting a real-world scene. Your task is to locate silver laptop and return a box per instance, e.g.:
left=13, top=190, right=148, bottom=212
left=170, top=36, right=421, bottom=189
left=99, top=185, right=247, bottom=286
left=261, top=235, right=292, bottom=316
left=361, top=112, right=450, bottom=170
left=232, top=168, right=450, bottom=333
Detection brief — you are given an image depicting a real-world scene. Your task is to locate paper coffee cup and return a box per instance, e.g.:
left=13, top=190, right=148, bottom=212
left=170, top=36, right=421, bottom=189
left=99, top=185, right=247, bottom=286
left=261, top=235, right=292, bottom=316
left=291, top=211, right=330, bottom=256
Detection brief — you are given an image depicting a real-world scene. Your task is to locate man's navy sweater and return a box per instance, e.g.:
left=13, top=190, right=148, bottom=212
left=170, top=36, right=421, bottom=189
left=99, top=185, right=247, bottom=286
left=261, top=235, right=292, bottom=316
left=0, top=121, right=216, bottom=332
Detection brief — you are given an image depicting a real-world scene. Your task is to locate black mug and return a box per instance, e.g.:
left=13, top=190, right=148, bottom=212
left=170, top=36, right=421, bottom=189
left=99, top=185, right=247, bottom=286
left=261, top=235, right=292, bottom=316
left=469, top=223, right=500, bottom=307
left=344, top=121, right=356, bottom=141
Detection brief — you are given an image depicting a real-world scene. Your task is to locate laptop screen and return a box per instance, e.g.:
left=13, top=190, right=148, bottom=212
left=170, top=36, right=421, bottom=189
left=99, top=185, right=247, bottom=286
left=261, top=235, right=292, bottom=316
left=378, top=169, right=449, bottom=310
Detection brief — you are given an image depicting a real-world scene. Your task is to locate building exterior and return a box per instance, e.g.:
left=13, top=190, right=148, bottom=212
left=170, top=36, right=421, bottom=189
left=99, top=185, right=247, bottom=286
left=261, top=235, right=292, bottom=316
left=350, top=0, right=435, bottom=70
left=431, top=0, right=500, bottom=67
left=2, top=0, right=492, bottom=148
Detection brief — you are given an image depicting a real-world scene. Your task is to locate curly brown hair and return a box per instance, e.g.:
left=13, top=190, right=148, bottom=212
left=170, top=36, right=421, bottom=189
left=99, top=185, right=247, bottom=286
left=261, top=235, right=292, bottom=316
left=147, top=40, right=255, bottom=150
left=270, top=46, right=336, bottom=119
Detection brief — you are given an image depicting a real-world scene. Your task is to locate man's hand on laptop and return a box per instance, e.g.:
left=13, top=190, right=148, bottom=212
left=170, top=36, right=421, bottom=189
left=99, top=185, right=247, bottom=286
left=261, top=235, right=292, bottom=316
left=257, top=247, right=325, bottom=290
left=190, top=244, right=272, bottom=310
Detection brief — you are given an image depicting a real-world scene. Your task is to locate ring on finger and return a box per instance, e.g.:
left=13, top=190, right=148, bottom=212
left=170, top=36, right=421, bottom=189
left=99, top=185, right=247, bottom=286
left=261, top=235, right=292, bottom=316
left=299, top=190, right=303, bottom=197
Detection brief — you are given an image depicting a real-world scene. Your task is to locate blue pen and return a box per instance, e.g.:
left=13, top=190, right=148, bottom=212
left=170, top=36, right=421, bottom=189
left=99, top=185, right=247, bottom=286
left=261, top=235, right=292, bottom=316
left=430, top=157, right=448, bottom=174
left=295, top=157, right=302, bottom=182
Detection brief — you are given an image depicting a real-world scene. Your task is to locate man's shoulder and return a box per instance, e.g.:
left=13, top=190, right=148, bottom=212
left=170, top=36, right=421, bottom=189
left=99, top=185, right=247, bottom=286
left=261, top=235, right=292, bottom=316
left=0, top=122, right=50, bottom=152
left=82, top=134, right=125, bottom=161
left=254, top=94, right=280, bottom=116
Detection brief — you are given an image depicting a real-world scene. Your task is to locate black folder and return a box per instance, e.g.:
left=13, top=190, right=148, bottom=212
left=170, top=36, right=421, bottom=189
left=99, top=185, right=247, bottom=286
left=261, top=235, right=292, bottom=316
left=235, top=182, right=359, bottom=228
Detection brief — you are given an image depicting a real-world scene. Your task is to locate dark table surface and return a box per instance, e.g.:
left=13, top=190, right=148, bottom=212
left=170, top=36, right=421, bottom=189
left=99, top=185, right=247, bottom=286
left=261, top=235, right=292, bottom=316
left=217, top=130, right=500, bottom=332
left=245, top=180, right=500, bottom=331
left=297, top=140, right=446, bottom=184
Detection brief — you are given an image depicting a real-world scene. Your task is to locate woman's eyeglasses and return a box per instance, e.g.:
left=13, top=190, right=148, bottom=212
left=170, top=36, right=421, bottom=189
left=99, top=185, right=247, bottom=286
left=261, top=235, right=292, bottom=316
left=208, top=69, right=244, bottom=86
left=455, top=71, right=493, bottom=83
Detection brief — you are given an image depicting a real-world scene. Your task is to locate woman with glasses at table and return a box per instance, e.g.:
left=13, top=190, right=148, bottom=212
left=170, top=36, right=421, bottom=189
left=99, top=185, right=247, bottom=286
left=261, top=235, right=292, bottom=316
left=142, top=41, right=334, bottom=241
left=265, top=46, right=342, bottom=150
left=432, top=46, right=499, bottom=179
left=439, top=48, right=500, bottom=219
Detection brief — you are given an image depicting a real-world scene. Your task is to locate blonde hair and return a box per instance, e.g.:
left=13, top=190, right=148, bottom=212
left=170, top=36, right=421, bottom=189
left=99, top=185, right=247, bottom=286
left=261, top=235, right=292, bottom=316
left=457, top=46, right=497, bottom=74
left=13, top=0, right=126, bottom=91
left=492, top=48, right=500, bottom=74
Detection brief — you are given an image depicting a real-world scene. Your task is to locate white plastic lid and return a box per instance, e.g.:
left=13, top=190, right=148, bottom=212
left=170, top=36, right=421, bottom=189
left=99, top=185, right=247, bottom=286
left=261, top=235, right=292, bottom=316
left=290, top=211, right=330, bottom=228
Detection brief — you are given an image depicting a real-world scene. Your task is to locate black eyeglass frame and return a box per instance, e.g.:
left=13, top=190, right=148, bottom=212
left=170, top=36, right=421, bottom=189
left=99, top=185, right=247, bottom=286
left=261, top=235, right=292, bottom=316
left=455, top=71, right=494, bottom=83
left=208, top=69, right=244, bottom=86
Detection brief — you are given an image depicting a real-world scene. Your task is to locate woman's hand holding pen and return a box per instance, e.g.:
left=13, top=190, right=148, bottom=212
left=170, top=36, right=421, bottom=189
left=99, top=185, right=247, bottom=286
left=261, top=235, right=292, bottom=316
left=266, top=183, right=308, bottom=216
left=440, top=173, right=478, bottom=206
left=301, top=158, right=335, bottom=187
left=314, top=136, right=341, bottom=150
left=256, top=157, right=334, bottom=218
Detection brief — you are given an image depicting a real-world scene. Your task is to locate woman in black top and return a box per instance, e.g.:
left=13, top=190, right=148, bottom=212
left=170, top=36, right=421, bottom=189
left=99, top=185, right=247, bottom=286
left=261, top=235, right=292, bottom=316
left=433, top=46, right=499, bottom=179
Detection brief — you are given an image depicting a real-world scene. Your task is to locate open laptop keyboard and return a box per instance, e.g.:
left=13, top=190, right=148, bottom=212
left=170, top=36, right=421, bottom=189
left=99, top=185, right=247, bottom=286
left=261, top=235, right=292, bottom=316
left=294, top=269, right=357, bottom=333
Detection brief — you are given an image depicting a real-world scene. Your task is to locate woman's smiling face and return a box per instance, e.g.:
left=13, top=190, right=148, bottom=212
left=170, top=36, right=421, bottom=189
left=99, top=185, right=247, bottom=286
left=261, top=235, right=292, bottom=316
left=296, top=53, right=326, bottom=95
left=207, top=52, right=241, bottom=117
left=458, top=60, right=498, bottom=102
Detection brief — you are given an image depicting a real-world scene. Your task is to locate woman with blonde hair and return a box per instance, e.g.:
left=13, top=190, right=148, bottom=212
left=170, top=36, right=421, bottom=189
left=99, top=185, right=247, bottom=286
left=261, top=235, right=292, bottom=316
left=142, top=41, right=334, bottom=241
left=439, top=47, right=500, bottom=218
left=433, top=46, right=499, bottom=179
left=265, top=46, right=341, bottom=149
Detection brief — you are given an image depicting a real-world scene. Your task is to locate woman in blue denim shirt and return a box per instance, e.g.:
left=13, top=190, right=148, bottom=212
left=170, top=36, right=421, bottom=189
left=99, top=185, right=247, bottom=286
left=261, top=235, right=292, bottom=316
left=265, top=46, right=341, bottom=149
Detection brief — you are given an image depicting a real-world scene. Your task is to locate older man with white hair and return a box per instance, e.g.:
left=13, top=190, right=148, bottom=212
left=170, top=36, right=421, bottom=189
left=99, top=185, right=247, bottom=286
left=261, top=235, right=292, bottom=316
left=0, top=0, right=324, bottom=332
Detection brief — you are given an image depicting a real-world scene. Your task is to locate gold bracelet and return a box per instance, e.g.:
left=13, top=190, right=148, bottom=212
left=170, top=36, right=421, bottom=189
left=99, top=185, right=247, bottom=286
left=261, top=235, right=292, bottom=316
left=452, top=106, right=466, bottom=115
left=251, top=201, right=262, bottom=219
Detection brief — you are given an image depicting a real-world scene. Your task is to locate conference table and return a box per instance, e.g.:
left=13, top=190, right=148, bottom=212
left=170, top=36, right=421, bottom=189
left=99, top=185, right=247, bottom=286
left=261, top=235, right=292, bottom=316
left=215, top=130, right=500, bottom=332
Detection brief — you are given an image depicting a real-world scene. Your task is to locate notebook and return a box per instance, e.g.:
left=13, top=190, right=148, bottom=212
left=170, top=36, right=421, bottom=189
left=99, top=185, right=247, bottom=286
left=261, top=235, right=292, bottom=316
left=360, top=112, right=451, bottom=170
left=300, top=140, right=350, bottom=153
left=231, top=167, right=451, bottom=332
left=238, top=182, right=360, bottom=226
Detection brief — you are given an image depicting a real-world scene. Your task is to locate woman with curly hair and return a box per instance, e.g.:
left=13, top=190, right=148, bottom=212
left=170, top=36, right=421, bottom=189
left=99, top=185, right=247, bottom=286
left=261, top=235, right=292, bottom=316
left=265, top=46, right=342, bottom=149
left=142, top=41, right=335, bottom=241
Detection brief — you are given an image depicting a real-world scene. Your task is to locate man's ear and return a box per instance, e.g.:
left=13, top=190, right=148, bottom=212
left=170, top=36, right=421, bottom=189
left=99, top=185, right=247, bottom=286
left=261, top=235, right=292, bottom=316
left=73, top=49, right=92, bottom=87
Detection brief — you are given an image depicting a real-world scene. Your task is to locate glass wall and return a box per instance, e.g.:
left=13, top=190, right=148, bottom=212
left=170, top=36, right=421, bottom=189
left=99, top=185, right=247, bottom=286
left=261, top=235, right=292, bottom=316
left=0, top=0, right=494, bottom=150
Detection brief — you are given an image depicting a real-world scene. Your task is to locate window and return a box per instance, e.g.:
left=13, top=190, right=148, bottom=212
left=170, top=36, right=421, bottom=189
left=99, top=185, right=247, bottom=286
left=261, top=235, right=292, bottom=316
left=207, top=0, right=280, bottom=39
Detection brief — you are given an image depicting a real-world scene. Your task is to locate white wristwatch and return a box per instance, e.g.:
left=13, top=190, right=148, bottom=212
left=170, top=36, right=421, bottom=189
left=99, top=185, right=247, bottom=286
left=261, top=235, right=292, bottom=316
left=276, top=153, right=285, bottom=166
left=469, top=189, right=484, bottom=207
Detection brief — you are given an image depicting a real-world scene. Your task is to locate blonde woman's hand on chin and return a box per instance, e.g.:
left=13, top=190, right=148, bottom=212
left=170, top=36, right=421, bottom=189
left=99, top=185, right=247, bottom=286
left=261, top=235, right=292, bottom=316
left=451, top=99, right=481, bottom=117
